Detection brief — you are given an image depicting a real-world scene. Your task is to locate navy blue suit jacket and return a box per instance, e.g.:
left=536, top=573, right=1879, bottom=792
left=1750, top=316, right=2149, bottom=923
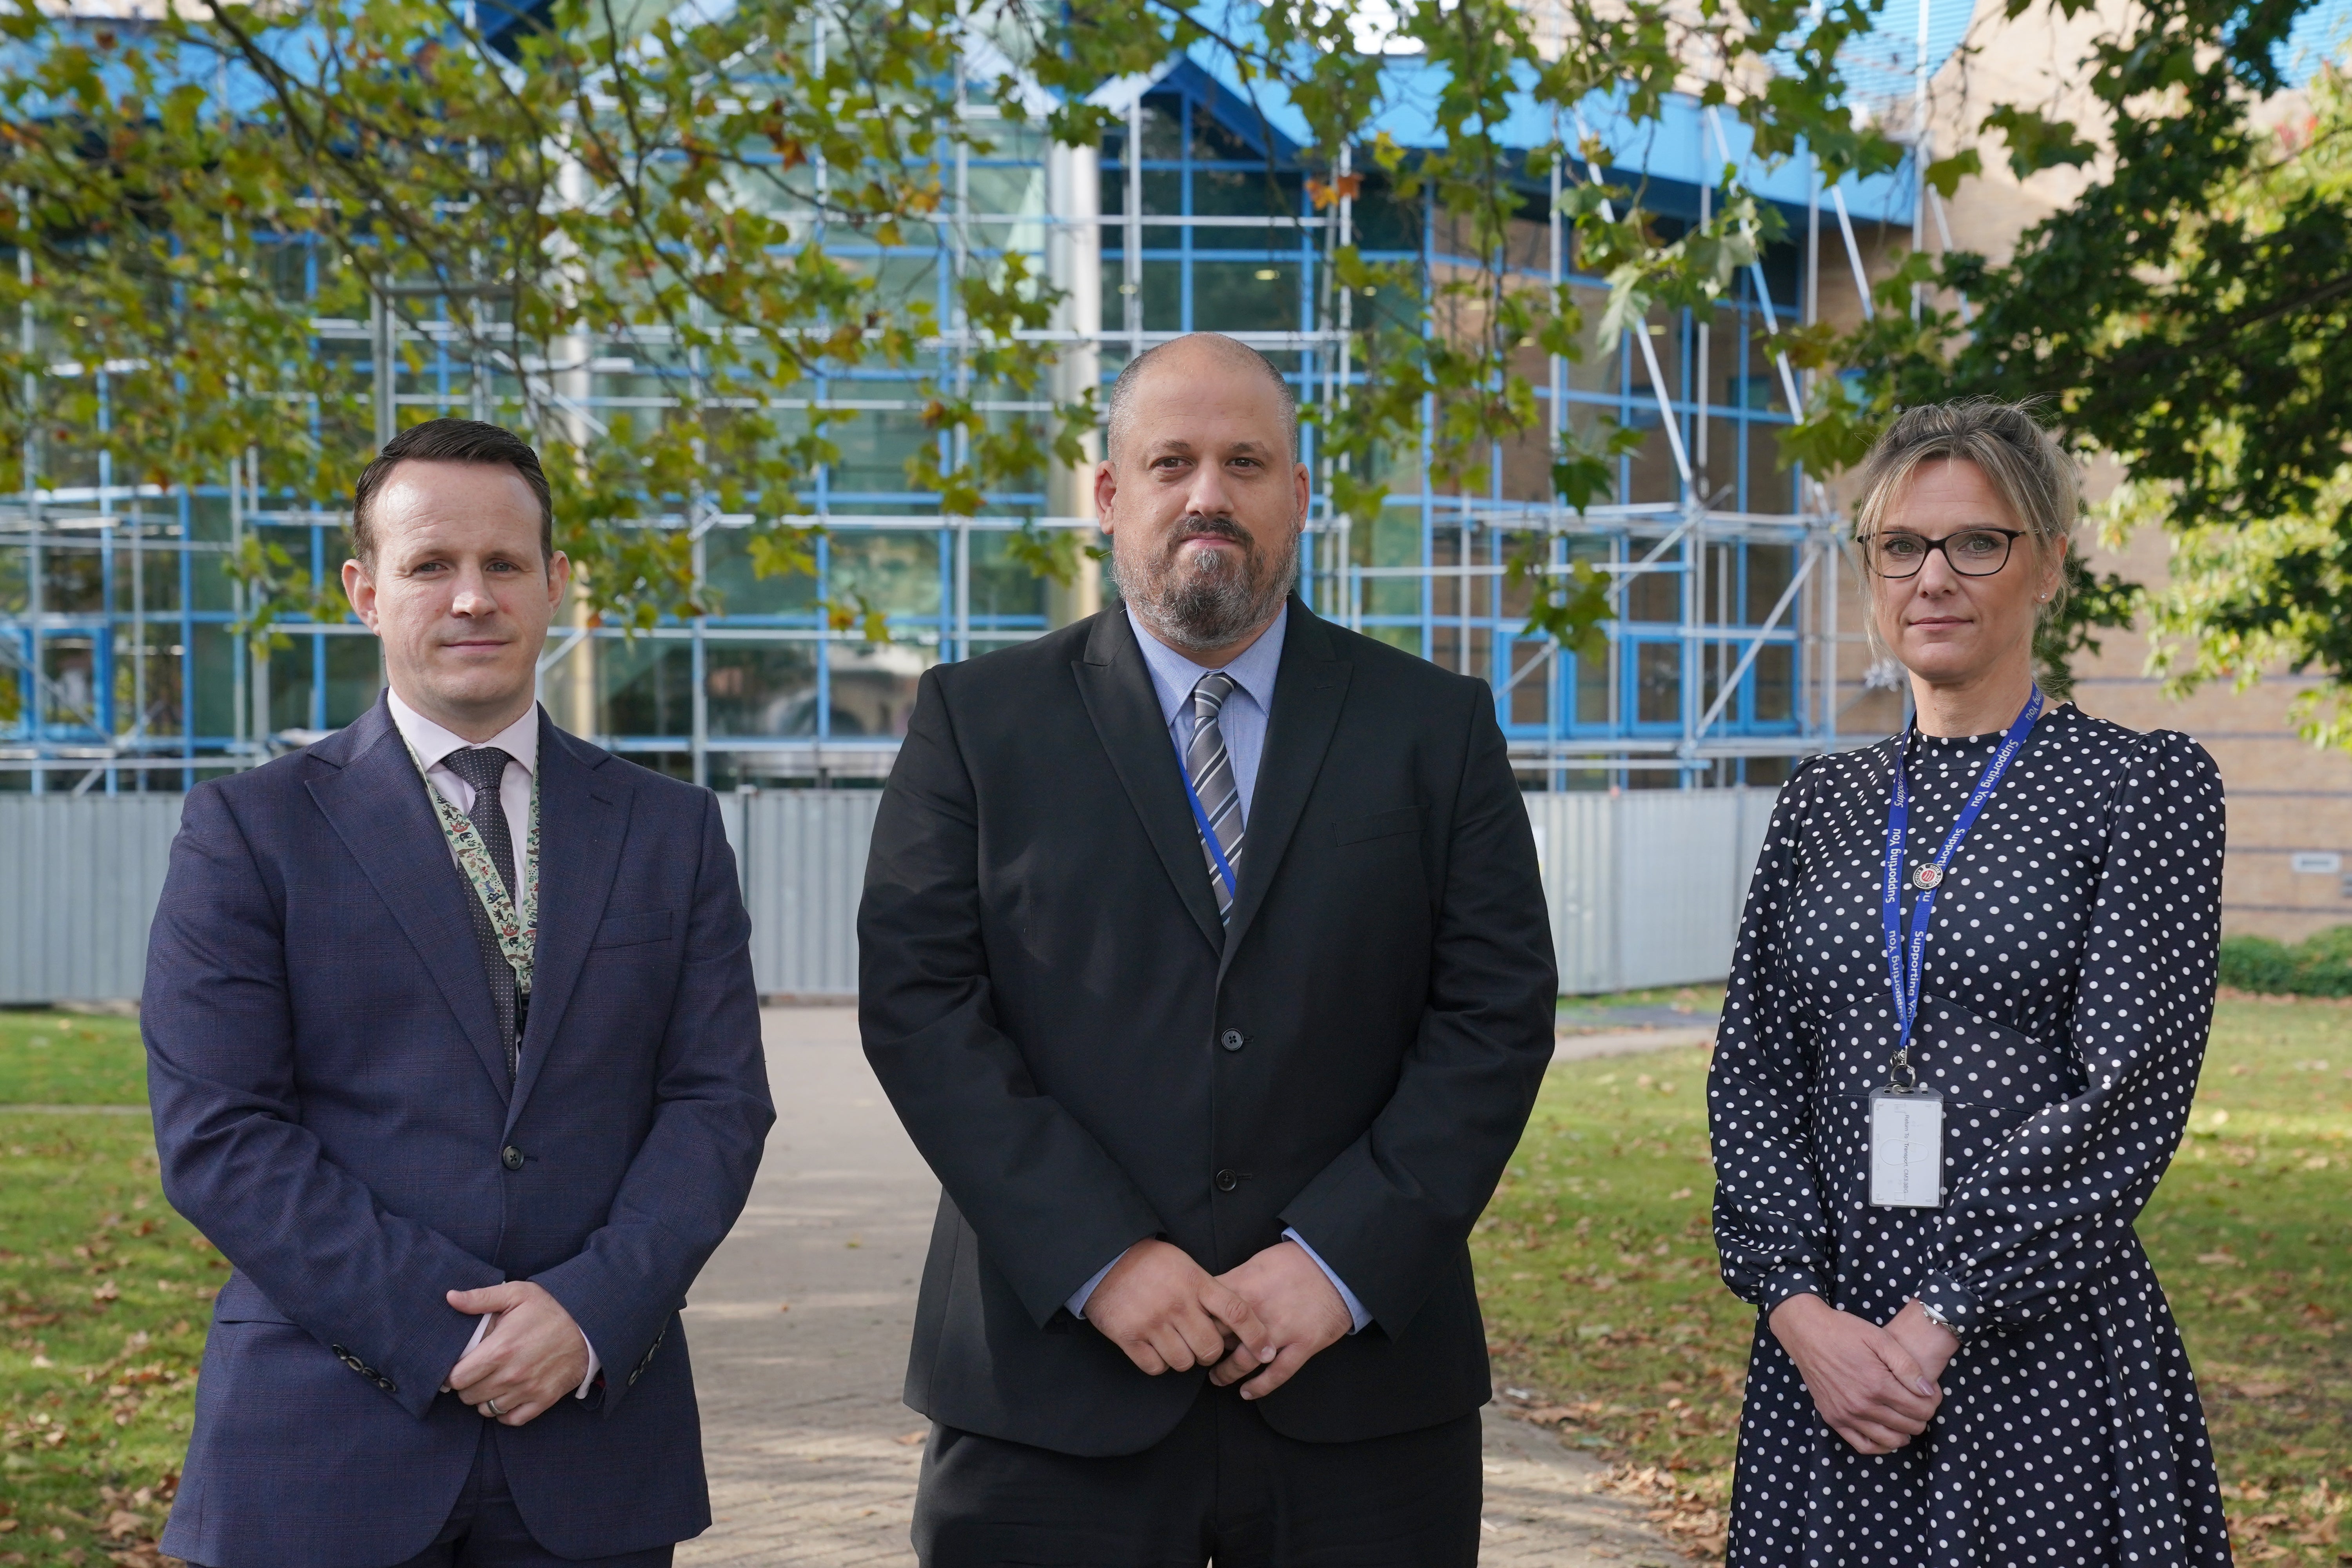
left=144, top=696, right=774, bottom=1568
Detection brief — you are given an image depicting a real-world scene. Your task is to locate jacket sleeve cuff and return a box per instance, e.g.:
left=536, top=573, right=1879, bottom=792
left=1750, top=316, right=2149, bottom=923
left=1916, top=1273, right=1982, bottom=1338
left=1282, top=1228, right=1372, bottom=1334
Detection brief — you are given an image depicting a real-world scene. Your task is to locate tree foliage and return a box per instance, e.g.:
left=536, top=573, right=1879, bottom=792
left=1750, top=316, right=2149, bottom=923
left=2, top=0, right=1924, bottom=652
left=1809, top=0, right=2350, bottom=721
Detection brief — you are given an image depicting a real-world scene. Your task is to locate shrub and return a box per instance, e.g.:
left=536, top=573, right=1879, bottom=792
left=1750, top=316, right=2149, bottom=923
left=2218, top=926, right=2352, bottom=997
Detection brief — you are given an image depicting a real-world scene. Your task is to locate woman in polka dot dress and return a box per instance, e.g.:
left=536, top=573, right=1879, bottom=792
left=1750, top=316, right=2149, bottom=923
left=1708, top=401, right=2232, bottom=1566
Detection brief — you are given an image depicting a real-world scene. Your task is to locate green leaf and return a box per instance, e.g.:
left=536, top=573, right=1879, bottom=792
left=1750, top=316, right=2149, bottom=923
left=1980, top=106, right=2096, bottom=179
left=1923, top=149, right=1981, bottom=199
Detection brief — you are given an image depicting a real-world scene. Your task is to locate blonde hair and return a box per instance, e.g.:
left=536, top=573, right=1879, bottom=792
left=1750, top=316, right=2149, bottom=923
left=1851, top=399, right=2077, bottom=655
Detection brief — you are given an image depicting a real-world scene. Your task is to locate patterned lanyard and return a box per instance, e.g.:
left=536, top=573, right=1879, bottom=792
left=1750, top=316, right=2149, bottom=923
left=404, top=740, right=541, bottom=994
left=1879, top=685, right=2042, bottom=1082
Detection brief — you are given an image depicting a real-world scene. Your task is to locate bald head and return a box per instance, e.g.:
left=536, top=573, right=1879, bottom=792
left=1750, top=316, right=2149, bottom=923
left=1105, top=334, right=1298, bottom=465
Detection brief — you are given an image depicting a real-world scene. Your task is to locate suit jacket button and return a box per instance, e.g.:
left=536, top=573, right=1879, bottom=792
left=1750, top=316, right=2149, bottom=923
left=1214, top=1169, right=1239, bottom=1193
left=501, top=1145, right=524, bottom=1171
left=1219, top=1030, right=1245, bottom=1053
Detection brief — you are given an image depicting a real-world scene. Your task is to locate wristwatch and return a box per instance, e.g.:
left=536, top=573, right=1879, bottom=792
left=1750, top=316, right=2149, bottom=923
left=1916, top=1298, right=1962, bottom=1339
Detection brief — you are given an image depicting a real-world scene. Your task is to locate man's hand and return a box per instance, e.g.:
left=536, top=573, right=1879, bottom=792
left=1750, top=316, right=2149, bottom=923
left=1768, top=1292, right=1941, bottom=1455
left=445, top=1282, right=590, bottom=1427
left=1085, top=1239, right=1276, bottom=1379
left=1206, top=1241, right=1354, bottom=1402
left=1884, top=1298, right=1961, bottom=1387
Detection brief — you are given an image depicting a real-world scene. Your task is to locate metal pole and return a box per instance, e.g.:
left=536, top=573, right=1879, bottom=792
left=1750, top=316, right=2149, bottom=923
left=1830, top=186, right=1876, bottom=322
left=20, top=189, right=40, bottom=793
left=373, top=288, right=396, bottom=448
left=1912, top=0, right=1931, bottom=320
left=1125, top=94, right=1144, bottom=358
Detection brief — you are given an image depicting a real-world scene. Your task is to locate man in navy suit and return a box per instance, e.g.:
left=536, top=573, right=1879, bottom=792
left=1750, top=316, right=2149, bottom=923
left=144, top=418, right=775, bottom=1568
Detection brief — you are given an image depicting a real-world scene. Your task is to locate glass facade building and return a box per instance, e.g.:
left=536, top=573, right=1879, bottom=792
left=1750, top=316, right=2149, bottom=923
left=0, top=55, right=1890, bottom=794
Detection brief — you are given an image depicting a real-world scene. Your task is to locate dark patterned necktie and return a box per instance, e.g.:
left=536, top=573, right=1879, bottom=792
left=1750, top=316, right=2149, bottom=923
left=1185, top=673, right=1244, bottom=923
left=443, top=746, right=521, bottom=1080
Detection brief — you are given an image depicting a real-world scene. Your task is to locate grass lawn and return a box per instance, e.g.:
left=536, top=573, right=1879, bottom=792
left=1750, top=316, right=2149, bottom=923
left=1472, top=992, right=2352, bottom=1563
left=1, top=1011, right=197, bottom=1567
left=0, top=1013, right=147, bottom=1107
left=5, top=1000, right=2346, bottom=1563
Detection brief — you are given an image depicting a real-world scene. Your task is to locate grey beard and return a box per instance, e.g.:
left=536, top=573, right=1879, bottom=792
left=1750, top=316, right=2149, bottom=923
left=1113, top=520, right=1298, bottom=652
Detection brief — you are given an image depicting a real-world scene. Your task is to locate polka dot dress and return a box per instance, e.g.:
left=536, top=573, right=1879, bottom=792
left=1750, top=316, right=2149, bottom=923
left=1706, top=705, right=2234, bottom=1567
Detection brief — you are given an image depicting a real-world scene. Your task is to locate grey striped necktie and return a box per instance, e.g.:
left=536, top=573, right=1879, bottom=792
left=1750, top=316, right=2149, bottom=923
left=444, top=746, right=521, bottom=1080
left=1185, top=672, right=1244, bottom=922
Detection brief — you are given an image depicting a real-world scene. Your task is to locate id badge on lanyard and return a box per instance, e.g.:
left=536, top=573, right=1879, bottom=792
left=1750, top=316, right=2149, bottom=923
left=1870, top=685, right=2043, bottom=1210
left=1869, top=1085, right=1944, bottom=1208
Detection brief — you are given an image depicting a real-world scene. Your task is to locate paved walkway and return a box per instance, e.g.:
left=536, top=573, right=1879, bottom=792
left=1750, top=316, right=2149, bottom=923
left=678, top=1007, right=1682, bottom=1568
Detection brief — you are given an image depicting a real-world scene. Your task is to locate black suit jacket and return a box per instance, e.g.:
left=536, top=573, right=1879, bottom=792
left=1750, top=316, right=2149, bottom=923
left=858, top=598, right=1557, bottom=1455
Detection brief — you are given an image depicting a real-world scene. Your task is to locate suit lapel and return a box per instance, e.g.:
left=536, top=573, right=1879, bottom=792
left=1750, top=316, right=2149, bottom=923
left=1218, top=599, right=1351, bottom=977
left=1074, top=609, right=1226, bottom=954
left=506, top=713, right=629, bottom=1131
left=307, top=697, right=511, bottom=1102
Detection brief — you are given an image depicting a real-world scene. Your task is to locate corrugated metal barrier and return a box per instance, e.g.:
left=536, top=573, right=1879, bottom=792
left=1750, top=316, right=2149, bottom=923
left=0, top=796, right=187, bottom=1004
left=0, top=786, right=1777, bottom=1003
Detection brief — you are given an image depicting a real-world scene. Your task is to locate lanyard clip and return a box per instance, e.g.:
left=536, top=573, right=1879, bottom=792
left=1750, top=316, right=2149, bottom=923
left=1887, top=1046, right=1919, bottom=1093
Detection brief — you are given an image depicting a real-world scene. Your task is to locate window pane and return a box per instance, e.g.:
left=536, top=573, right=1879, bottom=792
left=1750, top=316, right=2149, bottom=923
left=1190, top=261, right=1299, bottom=333
left=1508, top=642, right=1549, bottom=727
left=828, top=530, right=941, bottom=619
left=828, top=642, right=938, bottom=739
left=599, top=639, right=693, bottom=739
left=708, top=644, right=818, bottom=736
left=1744, top=543, right=1795, bottom=624
left=1745, top=424, right=1795, bottom=514
left=1635, top=641, right=1680, bottom=724
left=1626, top=419, right=1680, bottom=505
left=1752, top=643, right=1795, bottom=723
left=1575, top=645, right=1611, bottom=726
left=1627, top=557, right=1680, bottom=624
left=325, top=635, right=382, bottom=728
left=1192, top=169, right=1301, bottom=220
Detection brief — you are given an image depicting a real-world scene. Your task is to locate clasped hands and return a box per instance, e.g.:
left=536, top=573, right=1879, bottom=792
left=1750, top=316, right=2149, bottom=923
left=1769, top=1292, right=1960, bottom=1456
left=437, top=1281, right=590, bottom=1428
left=1084, top=1238, right=1354, bottom=1401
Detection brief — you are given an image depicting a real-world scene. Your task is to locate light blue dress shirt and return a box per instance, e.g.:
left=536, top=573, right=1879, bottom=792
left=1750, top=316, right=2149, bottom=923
left=1063, top=604, right=1373, bottom=1336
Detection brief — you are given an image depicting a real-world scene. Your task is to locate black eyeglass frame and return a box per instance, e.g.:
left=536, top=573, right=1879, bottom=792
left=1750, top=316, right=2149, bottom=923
left=1864, top=526, right=2029, bottom=580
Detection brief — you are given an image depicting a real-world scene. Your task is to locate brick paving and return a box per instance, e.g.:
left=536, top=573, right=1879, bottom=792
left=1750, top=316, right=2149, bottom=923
left=676, top=1006, right=1682, bottom=1568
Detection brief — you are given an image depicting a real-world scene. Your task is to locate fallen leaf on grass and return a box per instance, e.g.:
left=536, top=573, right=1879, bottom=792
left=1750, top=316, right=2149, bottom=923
left=1509, top=1404, right=1586, bottom=1426
left=2197, top=1251, right=2242, bottom=1268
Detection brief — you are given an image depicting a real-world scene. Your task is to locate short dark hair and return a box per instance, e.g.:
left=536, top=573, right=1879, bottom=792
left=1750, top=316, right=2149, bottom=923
left=350, top=418, right=554, bottom=566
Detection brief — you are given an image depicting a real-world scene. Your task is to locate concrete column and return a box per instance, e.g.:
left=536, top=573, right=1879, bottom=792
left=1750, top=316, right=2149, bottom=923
left=1045, top=139, right=1103, bottom=628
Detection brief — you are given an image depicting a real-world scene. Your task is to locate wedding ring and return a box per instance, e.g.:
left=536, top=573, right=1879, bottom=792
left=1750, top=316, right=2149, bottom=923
left=484, top=1397, right=503, bottom=1417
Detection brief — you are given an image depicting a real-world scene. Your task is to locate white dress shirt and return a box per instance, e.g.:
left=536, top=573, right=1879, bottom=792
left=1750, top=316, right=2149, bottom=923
left=386, top=690, right=601, bottom=1399
left=1063, top=608, right=1372, bottom=1336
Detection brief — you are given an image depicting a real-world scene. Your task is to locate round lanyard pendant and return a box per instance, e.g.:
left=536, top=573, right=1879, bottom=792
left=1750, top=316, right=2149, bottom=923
left=1912, top=864, right=1944, bottom=890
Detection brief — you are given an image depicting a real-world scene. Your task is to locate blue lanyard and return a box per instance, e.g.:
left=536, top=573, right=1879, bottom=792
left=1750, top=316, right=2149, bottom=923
left=1175, top=732, right=1240, bottom=901
left=1880, top=686, right=2044, bottom=1080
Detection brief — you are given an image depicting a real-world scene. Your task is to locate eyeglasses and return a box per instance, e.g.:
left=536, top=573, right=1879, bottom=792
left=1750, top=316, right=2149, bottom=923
left=1866, top=527, right=2025, bottom=579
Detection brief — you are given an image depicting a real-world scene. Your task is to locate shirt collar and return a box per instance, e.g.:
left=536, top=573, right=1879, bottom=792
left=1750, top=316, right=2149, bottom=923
left=1126, top=601, right=1290, bottom=729
left=387, top=688, right=541, bottom=777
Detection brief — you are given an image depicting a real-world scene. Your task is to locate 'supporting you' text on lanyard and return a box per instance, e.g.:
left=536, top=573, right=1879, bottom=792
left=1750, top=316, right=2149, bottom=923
left=1880, top=684, right=2045, bottom=1068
